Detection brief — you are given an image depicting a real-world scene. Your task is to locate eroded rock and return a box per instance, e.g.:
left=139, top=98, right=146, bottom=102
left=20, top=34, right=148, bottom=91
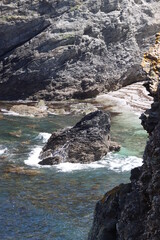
left=39, top=110, right=119, bottom=165
left=0, top=0, right=160, bottom=100
left=88, top=33, right=160, bottom=240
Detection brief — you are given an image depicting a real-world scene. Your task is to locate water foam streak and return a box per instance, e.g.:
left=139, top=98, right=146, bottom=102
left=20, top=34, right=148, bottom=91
left=25, top=147, right=143, bottom=173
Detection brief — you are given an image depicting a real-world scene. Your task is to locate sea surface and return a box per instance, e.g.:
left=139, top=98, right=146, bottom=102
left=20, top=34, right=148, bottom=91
left=0, top=107, right=147, bottom=240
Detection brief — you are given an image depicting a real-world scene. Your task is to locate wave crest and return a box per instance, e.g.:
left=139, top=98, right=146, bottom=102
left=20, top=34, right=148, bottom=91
left=25, top=146, right=143, bottom=173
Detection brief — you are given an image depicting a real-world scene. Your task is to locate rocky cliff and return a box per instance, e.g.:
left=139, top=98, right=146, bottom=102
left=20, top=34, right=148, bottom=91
left=0, top=0, right=160, bottom=100
left=88, top=33, right=160, bottom=240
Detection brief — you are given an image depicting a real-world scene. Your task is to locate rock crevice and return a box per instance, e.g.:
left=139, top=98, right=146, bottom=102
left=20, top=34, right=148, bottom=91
left=88, top=33, right=160, bottom=240
left=38, top=110, right=120, bottom=165
left=0, top=0, right=160, bottom=100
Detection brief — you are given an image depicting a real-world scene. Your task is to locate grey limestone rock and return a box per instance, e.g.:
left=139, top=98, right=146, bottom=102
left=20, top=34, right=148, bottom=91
left=38, top=110, right=120, bottom=165
left=0, top=0, right=160, bottom=100
left=88, top=33, right=160, bottom=240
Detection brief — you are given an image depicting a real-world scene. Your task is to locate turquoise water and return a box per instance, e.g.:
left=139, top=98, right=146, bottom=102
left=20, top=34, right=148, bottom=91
left=0, top=109, right=147, bottom=240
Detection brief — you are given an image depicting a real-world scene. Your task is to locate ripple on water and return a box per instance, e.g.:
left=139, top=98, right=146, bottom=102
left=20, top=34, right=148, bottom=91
left=0, top=108, right=146, bottom=240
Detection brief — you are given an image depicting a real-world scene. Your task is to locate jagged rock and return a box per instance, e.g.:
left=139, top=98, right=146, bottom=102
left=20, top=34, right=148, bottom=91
left=0, top=0, right=160, bottom=100
left=88, top=34, right=160, bottom=240
left=39, top=110, right=119, bottom=165
left=109, top=141, right=121, bottom=152
left=140, top=33, right=160, bottom=134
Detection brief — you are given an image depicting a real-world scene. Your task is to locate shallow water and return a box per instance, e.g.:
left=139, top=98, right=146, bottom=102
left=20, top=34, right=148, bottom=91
left=0, top=109, right=147, bottom=240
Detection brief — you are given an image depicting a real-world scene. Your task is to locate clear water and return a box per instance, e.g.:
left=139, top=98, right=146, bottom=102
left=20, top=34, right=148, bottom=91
left=0, top=109, right=147, bottom=240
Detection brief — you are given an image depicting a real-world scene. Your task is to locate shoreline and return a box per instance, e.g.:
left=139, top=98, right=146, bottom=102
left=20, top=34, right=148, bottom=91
left=0, top=82, right=153, bottom=118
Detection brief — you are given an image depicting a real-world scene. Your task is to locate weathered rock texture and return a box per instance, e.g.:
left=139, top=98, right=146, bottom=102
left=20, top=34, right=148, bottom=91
left=39, top=110, right=119, bottom=165
left=88, top=34, right=160, bottom=240
left=0, top=0, right=160, bottom=100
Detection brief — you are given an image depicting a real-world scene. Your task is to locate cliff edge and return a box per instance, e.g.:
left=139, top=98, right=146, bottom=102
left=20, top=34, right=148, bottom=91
left=0, top=0, right=160, bottom=100
left=88, top=33, right=160, bottom=240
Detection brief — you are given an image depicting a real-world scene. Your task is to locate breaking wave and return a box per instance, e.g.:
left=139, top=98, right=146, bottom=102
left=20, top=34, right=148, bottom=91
left=36, top=132, right=51, bottom=143
left=24, top=146, right=143, bottom=173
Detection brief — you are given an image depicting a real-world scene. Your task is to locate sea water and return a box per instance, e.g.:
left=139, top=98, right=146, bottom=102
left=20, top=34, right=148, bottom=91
left=0, top=109, right=147, bottom=240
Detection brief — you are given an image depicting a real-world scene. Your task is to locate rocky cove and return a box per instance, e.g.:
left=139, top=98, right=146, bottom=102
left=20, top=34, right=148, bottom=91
left=0, top=1, right=160, bottom=240
left=0, top=95, right=149, bottom=240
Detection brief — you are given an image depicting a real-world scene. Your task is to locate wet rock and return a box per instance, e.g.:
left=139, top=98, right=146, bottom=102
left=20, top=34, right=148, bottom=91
left=0, top=1, right=160, bottom=101
left=70, top=103, right=98, bottom=115
left=47, top=107, right=68, bottom=115
left=96, top=81, right=153, bottom=114
left=9, top=104, right=48, bottom=117
left=88, top=34, right=160, bottom=240
left=48, top=102, right=98, bottom=116
left=109, top=141, right=121, bottom=152
left=39, top=110, right=118, bottom=165
left=140, top=33, right=160, bottom=134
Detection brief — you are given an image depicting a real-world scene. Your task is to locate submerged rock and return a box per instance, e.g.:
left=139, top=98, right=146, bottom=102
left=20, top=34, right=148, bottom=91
left=9, top=129, right=22, bottom=138
left=39, top=110, right=119, bottom=165
left=0, top=1, right=160, bottom=101
left=88, top=33, right=160, bottom=240
left=4, top=165, right=40, bottom=176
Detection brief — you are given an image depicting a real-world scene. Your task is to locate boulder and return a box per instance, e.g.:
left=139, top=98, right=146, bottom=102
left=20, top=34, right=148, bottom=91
left=38, top=110, right=119, bottom=165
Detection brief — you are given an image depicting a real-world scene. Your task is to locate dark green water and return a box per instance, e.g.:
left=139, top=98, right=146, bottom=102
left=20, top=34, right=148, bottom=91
left=0, top=110, right=147, bottom=240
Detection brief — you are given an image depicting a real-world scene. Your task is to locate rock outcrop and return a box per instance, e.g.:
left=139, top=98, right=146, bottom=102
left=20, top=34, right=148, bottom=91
left=8, top=101, right=48, bottom=117
left=0, top=0, right=160, bottom=100
left=38, top=110, right=120, bottom=165
left=88, top=34, right=160, bottom=240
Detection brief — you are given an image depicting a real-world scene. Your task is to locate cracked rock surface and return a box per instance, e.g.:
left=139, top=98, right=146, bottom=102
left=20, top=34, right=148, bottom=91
left=0, top=0, right=160, bottom=100
left=88, top=33, right=160, bottom=240
left=38, top=110, right=118, bottom=165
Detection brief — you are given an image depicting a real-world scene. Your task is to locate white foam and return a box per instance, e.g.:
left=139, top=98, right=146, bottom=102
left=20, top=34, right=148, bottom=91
left=55, top=161, right=105, bottom=172
left=0, top=147, right=7, bottom=155
left=25, top=147, right=143, bottom=173
left=36, top=132, right=51, bottom=143
left=1, top=108, right=42, bottom=118
left=1, top=108, right=21, bottom=116
left=55, top=153, right=143, bottom=172
left=24, top=146, right=43, bottom=167
left=102, top=153, right=143, bottom=172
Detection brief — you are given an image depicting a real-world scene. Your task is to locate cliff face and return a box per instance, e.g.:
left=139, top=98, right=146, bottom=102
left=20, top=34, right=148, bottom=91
left=0, top=0, right=160, bottom=100
left=88, top=33, right=160, bottom=240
